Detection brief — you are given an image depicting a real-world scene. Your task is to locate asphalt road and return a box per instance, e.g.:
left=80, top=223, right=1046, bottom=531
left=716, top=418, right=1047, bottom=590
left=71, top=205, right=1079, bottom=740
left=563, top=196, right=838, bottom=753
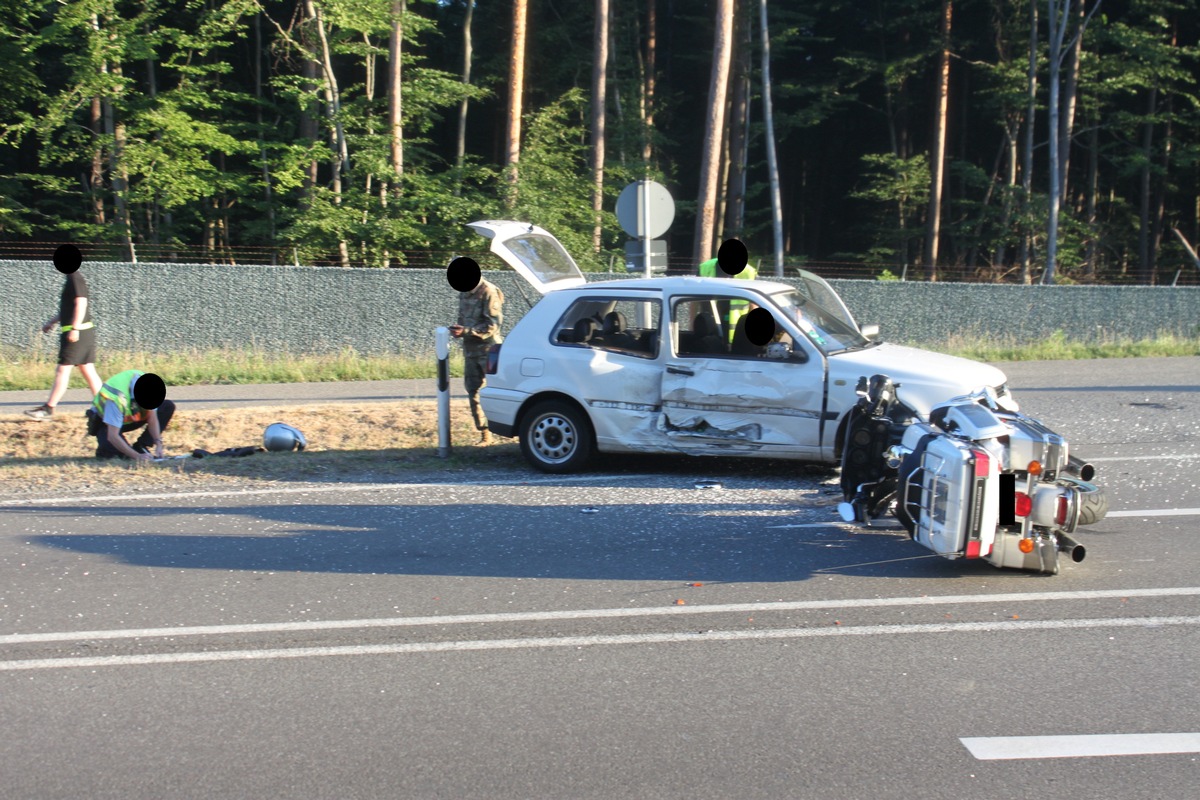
left=1, top=357, right=1197, bottom=799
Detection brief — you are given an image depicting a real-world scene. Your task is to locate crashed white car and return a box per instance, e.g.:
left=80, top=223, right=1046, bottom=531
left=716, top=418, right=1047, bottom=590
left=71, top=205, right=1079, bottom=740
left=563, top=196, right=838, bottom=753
left=471, top=220, right=1016, bottom=473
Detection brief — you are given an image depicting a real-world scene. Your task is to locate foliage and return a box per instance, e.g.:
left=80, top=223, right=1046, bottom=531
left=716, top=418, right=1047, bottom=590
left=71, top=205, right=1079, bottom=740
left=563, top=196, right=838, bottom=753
left=0, top=0, right=1196, bottom=283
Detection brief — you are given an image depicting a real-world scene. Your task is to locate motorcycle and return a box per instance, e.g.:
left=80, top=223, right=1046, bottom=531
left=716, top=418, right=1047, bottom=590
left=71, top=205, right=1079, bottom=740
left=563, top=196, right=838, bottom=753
left=837, top=374, right=1108, bottom=574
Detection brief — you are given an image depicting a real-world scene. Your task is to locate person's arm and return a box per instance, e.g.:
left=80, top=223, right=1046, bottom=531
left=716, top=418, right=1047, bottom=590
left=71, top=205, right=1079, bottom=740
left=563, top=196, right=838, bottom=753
left=147, top=411, right=165, bottom=458
left=41, top=313, right=61, bottom=334
left=65, top=297, right=87, bottom=342
left=107, top=425, right=151, bottom=461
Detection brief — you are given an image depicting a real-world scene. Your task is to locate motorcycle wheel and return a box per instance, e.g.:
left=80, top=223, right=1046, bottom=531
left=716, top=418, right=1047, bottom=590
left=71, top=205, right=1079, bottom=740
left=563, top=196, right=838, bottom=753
left=1074, top=482, right=1108, bottom=527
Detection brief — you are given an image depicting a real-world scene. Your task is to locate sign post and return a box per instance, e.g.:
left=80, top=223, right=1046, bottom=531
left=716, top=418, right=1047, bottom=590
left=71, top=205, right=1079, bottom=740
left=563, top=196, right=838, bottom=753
left=616, top=180, right=675, bottom=327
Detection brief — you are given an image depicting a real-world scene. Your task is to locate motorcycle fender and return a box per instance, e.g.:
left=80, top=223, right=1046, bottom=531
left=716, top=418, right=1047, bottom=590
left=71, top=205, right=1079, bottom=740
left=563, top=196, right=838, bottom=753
left=913, top=435, right=999, bottom=558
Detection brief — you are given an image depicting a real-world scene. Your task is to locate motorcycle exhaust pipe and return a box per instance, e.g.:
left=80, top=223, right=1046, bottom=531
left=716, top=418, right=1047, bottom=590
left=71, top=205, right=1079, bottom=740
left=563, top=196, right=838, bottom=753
left=1056, top=532, right=1087, bottom=563
left=1065, top=456, right=1095, bottom=482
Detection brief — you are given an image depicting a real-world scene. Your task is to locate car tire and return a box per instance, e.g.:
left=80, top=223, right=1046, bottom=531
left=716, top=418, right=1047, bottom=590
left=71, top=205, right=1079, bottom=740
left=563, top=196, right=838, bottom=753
left=520, top=400, right=594, bottom=473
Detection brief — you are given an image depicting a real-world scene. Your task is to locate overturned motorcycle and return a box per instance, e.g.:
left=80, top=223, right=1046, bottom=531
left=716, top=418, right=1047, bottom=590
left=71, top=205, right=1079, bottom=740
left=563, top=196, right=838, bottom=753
left=837, top=375, right=1108, bottom=574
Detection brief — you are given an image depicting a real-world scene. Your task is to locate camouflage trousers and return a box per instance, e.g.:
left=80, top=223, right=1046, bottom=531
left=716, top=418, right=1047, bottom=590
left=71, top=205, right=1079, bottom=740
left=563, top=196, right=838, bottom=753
left=463, top=350, right=488, bottom=431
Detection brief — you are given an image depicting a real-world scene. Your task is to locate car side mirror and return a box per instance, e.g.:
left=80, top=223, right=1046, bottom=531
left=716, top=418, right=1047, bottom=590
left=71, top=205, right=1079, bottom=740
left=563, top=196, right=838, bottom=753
left=860, top=323, right=880, bottom=340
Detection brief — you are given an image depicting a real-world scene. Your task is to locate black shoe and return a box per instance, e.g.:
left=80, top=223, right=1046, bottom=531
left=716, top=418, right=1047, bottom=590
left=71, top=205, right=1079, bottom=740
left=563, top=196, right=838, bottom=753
left=24, top=404, right=54, bottom=420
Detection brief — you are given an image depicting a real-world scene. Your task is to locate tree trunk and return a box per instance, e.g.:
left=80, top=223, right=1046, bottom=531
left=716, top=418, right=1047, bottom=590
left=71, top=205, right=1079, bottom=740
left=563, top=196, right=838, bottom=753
left=923, top=0, right=952, bottom=281
left=1137, top=86, right=1157, bottom=284
left=506, top=0, right=529, bottom=208
left=692, top=0, right=735, bottom=266
left=255, top=13, right=275, bottom=260
left=591, top=0, right=609, bottom=253
left=1018, top=0, right=1037, bottom=285
left=760, top=0, right=784, bottom=277
left=89, top=96, right=105, bottom=226
left=389, top=0, right=404, bottom=193
left=642, top=0, right=657, bottom=166
left=1058, top=0, right=1085, bottom=211
left=723, top=7, right=750, bottom=242
left=454, top=0, right=474, bottom=195
left=1085, top=122, right=1098, bottom=280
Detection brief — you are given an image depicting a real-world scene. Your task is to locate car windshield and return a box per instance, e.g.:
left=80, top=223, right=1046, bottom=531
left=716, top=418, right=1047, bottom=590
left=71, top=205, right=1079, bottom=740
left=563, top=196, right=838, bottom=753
left=769, top=288, right=870, bottom=355
left=502, top=232, right=581, bottom=285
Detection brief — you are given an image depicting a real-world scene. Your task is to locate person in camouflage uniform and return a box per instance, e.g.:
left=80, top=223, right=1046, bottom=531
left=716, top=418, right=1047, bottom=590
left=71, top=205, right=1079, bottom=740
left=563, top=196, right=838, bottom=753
left=450, top=277, right=504, bottom=444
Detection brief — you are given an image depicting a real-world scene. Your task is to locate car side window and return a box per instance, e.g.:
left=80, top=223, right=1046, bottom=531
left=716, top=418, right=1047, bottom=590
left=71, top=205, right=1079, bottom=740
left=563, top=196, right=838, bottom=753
left=552, top=297, right=661, bottom=358
left=674, top=296, right=795, bottom=359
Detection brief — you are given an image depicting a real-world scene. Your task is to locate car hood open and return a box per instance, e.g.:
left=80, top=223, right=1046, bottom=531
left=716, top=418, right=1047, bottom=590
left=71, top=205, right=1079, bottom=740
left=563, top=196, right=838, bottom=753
left=467, top=220, right=587, bottom=294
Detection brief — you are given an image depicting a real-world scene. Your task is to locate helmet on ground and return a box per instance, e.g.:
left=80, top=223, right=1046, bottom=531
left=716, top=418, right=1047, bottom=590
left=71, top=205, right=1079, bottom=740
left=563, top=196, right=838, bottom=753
left=263, top=422, right=307, bottom=452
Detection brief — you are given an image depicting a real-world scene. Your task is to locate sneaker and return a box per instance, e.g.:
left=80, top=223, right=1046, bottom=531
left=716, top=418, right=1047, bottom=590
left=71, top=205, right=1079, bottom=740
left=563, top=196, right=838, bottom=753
left=24, top=404, right=54, bottom=420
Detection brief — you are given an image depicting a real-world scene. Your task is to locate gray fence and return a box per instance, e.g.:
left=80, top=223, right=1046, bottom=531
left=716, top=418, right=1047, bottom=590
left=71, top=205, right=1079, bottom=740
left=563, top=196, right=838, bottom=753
left=3, top=259, right=1197, bottom=358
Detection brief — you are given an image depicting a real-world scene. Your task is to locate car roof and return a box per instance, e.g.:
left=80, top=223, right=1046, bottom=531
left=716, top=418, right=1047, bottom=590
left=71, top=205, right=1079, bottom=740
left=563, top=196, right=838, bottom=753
left=556, top=276, right=798, bottom=294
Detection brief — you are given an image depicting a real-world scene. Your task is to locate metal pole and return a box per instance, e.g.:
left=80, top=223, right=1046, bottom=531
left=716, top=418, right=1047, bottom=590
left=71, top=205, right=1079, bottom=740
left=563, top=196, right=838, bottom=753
left=642, top=179, right=652, bottom=280
left=436, top=326, right=451, bottom=457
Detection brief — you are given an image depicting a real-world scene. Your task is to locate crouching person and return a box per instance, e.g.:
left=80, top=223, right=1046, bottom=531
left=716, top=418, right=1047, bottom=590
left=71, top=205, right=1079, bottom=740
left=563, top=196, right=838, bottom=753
left=86, top=370, right=174, bottom=461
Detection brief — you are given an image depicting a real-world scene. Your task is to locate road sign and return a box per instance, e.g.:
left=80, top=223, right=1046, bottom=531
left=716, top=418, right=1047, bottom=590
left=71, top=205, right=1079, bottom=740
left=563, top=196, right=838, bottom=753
left=616, top=180, right=675, bottom=239
left=623, top=239, right=668, bottom=273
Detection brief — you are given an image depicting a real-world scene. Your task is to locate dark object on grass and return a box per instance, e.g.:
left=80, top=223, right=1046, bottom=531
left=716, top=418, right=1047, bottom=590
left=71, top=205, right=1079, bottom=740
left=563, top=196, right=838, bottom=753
left=192, top=446, right=265, bottom=458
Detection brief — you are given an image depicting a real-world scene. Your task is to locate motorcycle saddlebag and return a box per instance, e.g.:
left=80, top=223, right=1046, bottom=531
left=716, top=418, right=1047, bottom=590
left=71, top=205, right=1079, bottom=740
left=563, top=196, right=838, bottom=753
left=905, top=434, right=1000, bottom=559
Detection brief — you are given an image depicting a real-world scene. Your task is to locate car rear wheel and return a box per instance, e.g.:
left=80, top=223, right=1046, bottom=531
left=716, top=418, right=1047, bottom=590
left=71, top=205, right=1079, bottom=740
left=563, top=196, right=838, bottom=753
left=520, top=400, right=594, bottom=473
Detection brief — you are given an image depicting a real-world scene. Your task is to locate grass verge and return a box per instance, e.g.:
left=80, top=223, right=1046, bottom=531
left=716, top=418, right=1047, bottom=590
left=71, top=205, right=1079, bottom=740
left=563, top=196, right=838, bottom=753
left=2, top=334, right=1198, bottom=392
left=0, top=399, right=515, bottom=499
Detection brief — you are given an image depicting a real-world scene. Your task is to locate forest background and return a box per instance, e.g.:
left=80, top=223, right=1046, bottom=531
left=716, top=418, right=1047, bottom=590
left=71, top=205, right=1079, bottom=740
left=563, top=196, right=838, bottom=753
left=0, top=0, right=1196, bottom=284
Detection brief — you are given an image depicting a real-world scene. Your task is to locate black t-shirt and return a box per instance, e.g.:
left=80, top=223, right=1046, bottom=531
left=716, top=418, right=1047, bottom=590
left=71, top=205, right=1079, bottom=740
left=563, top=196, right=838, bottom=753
left=60, top=272, right=92, bottom=326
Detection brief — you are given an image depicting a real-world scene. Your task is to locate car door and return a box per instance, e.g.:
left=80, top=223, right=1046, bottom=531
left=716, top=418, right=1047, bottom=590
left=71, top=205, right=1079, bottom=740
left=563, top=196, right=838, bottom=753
left=659, top=293, right=825, bottom=458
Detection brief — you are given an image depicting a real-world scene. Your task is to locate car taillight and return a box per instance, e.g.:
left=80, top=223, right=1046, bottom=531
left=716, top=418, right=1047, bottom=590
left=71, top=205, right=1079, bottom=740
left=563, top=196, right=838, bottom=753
left=485, top=343, right=501, bottom=375
left=1015, top=491, right=1032, bottom=517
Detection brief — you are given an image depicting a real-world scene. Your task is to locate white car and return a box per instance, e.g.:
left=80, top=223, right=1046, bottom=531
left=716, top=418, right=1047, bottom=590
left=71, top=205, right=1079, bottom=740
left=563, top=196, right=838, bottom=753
left=471, top=220, right=1016, bottom=473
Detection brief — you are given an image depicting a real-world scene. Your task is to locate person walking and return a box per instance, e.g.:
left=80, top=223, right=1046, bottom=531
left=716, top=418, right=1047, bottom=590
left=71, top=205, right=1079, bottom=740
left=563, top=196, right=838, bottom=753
left=86, top=370, right=174, bottom=461
left=25, top=245, right=103, bottom=420
left=450, top=276, right=504, bottom=444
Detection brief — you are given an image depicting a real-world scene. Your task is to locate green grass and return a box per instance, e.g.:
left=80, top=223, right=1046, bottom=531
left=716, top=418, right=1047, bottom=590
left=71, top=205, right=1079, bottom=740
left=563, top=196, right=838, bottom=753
left=0, top=345, right=463, bottom=392
left=926, top=330, right=1200, bottom=363
left=2, top=333, right=1196, bottom=392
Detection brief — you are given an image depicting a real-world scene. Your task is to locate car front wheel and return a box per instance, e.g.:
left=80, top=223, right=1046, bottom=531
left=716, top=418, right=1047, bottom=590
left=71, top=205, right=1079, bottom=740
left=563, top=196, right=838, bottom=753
left=520, top=400, right=594, bottom=473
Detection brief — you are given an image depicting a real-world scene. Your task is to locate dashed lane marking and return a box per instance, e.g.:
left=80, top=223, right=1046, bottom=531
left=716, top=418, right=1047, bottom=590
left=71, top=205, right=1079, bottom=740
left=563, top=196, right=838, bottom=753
left=961, top=733, right=1200, bottom=760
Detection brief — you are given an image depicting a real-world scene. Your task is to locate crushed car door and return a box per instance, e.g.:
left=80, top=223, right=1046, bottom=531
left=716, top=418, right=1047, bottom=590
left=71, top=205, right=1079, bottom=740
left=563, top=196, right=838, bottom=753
left=659, top=295, right=825, bottom=457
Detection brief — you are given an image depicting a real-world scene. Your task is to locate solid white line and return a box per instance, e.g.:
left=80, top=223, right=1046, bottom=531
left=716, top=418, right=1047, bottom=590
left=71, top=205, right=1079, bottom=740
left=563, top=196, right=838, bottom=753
left=0, top=474, right=659, bottom=507
left=1107, top=508, right=1200, bottom=518
left=2, top=587, right=1197, bottom=646
left=1089, top=455, right=1200, bottom=462
left=1, top=615, right=1195, bottom=672
left=961, top=733, right=1200, bottom=760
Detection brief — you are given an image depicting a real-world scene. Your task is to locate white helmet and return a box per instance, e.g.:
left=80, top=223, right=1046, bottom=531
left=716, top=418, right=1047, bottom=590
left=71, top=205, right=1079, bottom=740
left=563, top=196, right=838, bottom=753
left=263, top=422, right=307, bottom=452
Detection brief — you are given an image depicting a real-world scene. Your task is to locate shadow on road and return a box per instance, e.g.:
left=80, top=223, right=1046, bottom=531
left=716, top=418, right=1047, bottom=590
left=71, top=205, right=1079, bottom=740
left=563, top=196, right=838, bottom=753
left=14, top=497, right=991, bottom=583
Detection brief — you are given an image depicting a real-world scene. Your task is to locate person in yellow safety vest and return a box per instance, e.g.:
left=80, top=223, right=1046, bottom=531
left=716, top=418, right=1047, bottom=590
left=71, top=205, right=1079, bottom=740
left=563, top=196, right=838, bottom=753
left=86, top=369, right=175, bottom=461
left=697, top=257, right=758, bottom=342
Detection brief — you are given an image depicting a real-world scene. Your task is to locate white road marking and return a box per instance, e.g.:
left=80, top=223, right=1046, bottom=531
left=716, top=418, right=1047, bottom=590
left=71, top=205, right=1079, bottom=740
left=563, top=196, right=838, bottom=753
left=1107, top=508, right=1200, bottom=518
left=2, top=586, right=1196, bottom=646
left=961, top=733, right=1200, bottom=760
left=1089, top=454, right=1200, bottom=462
left=0, top=474, right=659, bottom=507
left=1, top=615, right=1195, bottom=672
